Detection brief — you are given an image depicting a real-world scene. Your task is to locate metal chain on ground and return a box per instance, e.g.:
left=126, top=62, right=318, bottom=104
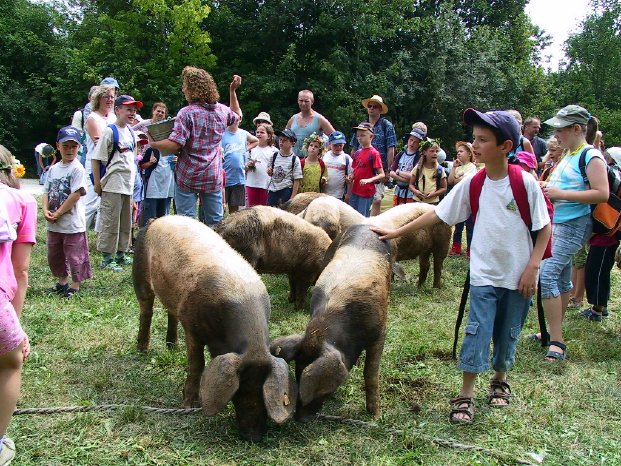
left=14, top=405, right=541, bottom=464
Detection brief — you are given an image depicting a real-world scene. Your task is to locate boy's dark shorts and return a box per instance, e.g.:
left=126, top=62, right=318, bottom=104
left=225, top=184, right=246, bottom=207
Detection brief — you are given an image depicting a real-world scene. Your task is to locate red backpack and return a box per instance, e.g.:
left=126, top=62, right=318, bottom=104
left=452, top=164, right=554, bottom=358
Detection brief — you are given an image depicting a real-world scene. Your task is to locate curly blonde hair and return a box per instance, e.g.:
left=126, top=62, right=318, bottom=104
left=181, top=66, right=219, bottom=104
left=90, top=85, right=116, bottom=112
left=0, top=145, right=19, bottom=188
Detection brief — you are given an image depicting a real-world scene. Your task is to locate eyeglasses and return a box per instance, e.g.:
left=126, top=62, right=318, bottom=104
left=367, top=104, right=380, bottom=109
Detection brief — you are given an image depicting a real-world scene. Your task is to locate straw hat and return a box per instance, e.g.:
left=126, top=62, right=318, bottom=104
left=361, top=95, right=388, bottom=114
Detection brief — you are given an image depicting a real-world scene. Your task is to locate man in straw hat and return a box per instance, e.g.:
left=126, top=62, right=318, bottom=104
left=286, top=89, right=335, bottom=157
left=349, top=94, right=397, bottom=216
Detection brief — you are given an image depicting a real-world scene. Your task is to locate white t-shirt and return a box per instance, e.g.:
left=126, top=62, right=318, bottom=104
left=246, top=145, right=276, bottom=189
left=44, top=159, right=88, bottom=233
left=269, top=153, right=303, bottom=192
left=436, top=170, right=550, bottom=290
left=85, top=112, right=116, bottom=175
left=91, top=125, right=136, bottom=195
left=323, top=151, right=353, bottom=199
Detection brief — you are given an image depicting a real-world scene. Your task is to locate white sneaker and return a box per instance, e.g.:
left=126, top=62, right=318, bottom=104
left=0, top=437, right=15, bottom=466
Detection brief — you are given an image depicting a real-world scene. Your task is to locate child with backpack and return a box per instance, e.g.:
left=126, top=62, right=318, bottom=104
left=42, top=127, right=92, bottom=298
left=580, top=147, right=621, bottom=321
left=349, top=122, right=385, bottom=217
left=299, top=133, right=327, bottom=193
left=246, top=123, right=276, bottom=207
left=371, top=109, right=551, bottom=424
left=91, top=95, right=143, bottom=271
left=390, top=127, right=425, bottom=206
left=536, top=105, right=608, bottom=361
left=323, top=131, right=353, bottom=201
left=409, top=138, right=447, bottom=205
left=266, top=129, right=302, bottom=206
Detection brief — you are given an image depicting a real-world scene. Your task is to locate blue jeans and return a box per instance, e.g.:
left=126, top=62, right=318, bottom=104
left=267, top=187, right=293, bottom=207
left=349, top=194, right=373, bottom=217
left=540, top=214, right=592, bottom=299
left=459, top=286, right=531, bottom=373
left=175, top=187, right=223, bottom=226
left=139, top=197, right=172, bottom=227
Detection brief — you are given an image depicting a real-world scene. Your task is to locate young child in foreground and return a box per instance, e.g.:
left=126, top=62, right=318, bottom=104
left=43, top=126, right=92, bottom=298
left=371, top=109, right=551, bottom=424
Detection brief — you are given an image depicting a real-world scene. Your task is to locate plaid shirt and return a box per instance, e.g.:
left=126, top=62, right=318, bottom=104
left=349, top=117, right=397, bottom=169
left=169, top=103, right=239, bottom=192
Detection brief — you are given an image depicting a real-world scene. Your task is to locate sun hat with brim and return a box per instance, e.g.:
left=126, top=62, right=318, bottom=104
left=352, top=122, right=375, bottom=134
left=516, top=151, right=538, bottom=170
left=544, top=105, right=591, bottom=128
left=115, top=95, right=143, bottom=109
left=253, top=111, right=273, bottom=126
left=606, top=147, right=621, bottom=166
left=463, top=108, right=521, bottom=151
left=361, top=95, right=388, bottom=114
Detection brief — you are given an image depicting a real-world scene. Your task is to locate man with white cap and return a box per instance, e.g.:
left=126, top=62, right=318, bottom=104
left=350, top=94, right=397, bottom=216
left=286, top=89, right=335, bottom=157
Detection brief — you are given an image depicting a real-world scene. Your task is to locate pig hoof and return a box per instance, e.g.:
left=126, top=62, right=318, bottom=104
left=367, top=402, right=380, bottom=417
left=136, top=344, right=148, bottom=353
left=165, top=341, right=178, bottom=350
left=183, top=399, right=200, bottom=409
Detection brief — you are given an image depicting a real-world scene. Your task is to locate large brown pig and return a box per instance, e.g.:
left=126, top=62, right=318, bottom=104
left=214, top=206, right=331, bottom=310
left=367, top=203, right=450, bottom=287
left=270, top=224, right=394, bottom=420
left=133, top=215, right=297, bottom=441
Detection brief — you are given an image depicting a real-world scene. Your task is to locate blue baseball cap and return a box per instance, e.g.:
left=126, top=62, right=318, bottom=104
left=115, top=95, right=143, bottom=108
left=100, top=77, right=120, bottom=89
left=57, top=126, right=82, bottom=144
left=463, top=108, right=521, bottom=150
left=275, top=128, right=297, bottom=142
left=328, top=131, right=347, bottom=144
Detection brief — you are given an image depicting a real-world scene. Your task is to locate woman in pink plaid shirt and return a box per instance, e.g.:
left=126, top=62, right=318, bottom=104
left=150, top=67, right=242, bottom=225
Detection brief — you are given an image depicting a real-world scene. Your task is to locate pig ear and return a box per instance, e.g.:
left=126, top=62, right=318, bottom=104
left=200, top=353, right=242, bottom=415
left=299, top=345, right=348, bottom=406
left=263, top=355, right=298, bottom=424
left=392, top=261, right=406, bottom=280
left=270, top=334, right=304, bottom=362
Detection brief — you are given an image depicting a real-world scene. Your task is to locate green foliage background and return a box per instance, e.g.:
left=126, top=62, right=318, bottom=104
left=2, top=0, right=620, bottom=170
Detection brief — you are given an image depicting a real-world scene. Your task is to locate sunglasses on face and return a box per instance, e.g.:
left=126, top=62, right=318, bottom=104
left=367, top=104, right=380, bottom=109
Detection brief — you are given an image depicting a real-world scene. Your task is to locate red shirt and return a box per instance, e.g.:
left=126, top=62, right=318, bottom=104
left=352, top=147, right=382, bottom=198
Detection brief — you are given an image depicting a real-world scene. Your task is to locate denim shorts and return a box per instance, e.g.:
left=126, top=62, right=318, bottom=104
left=540, top=214, right=592, bottom=299
left=459, top=286, right=531, bottom=373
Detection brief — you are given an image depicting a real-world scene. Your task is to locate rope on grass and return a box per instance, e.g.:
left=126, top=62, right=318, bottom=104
left=14, top=405, right=542, bottom=465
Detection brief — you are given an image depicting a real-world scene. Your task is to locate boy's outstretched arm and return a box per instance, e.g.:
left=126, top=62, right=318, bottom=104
left=517, top=222, right=552, bottom=297
left=369, top=209, right=442, bottom=240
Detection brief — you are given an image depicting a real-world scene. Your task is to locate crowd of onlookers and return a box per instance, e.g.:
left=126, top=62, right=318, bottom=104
left=1, top=64, right=621, bottom=462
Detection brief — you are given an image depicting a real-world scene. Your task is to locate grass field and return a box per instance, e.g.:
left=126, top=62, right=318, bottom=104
left=9, top=196, right=621, bottom=465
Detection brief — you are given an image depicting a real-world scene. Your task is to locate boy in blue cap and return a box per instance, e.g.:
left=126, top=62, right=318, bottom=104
left=323, top=131, right=353, bottom=201
left=43, top=126, right=92, bottom=297
left=371, top=109, right=551, bottom=424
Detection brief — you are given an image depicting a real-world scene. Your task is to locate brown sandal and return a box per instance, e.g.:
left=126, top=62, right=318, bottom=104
left=449, top=396, right=474, bottom=424
left=487, top=379, right=511, bottom=407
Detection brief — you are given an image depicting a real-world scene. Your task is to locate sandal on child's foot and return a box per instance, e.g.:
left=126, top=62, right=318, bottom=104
left=544, top=340, right=567, bottom=362
left=0, top=436, right=16, bottom=466
left=48, top=282, right=69, bottom=294
left=567, top=297, right=582, bottom=309
left=448, top=396, right=474, bottom=424
left=579, top=307, right=605, bottom=321
left=63, top=288, right=79, bottom=299
left=526, top=332, right=550, bottom=346
left=488, top=379, right=511, bottom=407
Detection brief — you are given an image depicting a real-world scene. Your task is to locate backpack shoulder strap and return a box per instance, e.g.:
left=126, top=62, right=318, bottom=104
left=271, top=151, right=279, bottom=170
left=300, top=158, right=305, bottom=169
left=578, top=145, right=594, bottom=185
left=469, top=168, right=487, bottom=222
left=508, top=164, right=532, bottom=228
left=319, top=158, right=325, bottom=178
left=108, top=124, right=120, bottom=167
left=436, top=165, right=444, bottom=191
